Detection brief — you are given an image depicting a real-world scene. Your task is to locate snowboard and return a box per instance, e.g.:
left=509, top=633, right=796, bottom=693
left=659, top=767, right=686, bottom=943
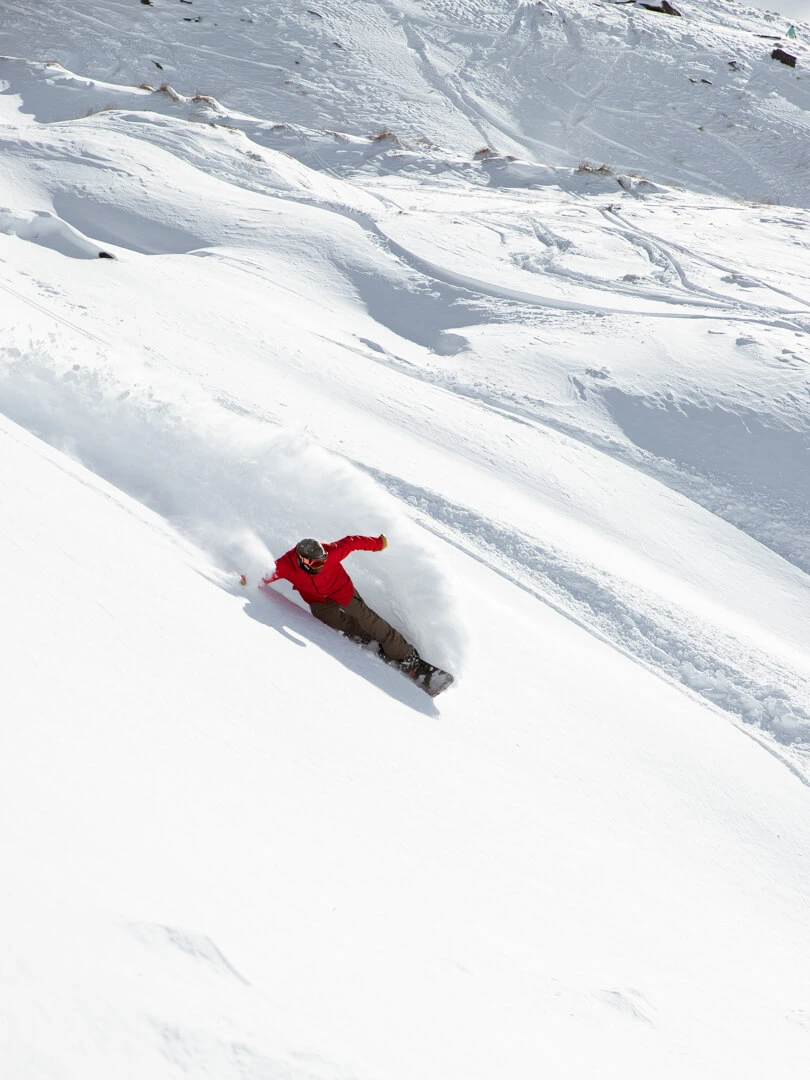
left=409, top=663, right=454, bottom=698
left=373, top=646, right=454, bottom=697
left=399, top=657, right=455, bottom=698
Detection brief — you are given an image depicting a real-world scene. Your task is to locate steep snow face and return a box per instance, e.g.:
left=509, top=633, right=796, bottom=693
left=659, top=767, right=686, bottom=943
left=2, top=0, right=810, bottom=203
left=5, top=406, right=810, bottom=1080
left=3, top=3, right=810, bottom=1079
left=1, top=40, right=810, bottom=763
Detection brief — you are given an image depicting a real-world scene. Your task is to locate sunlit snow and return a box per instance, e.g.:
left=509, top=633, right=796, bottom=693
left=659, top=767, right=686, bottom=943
left=2, top=2, right=810, bottom=1078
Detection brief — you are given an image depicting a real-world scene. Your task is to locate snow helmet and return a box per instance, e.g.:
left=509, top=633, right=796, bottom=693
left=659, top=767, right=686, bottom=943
left=296, top=538, right=327, bottom=573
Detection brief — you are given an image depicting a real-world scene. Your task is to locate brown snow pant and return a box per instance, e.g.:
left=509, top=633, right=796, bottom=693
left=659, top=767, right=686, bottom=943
left=309, top=591, right=414, bottom=663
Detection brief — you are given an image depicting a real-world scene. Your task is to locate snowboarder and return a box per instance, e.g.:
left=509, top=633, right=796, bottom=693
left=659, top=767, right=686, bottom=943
left=261, top=535, right=453, bottom=694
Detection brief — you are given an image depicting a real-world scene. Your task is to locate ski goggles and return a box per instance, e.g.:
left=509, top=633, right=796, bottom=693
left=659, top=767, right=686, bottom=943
left=301, top=555, right=327, bottom=570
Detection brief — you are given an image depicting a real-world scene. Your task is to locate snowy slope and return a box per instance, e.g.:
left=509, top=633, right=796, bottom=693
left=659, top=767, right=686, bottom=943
left=2, top=1, right=810, bottom=1077
left=2, top=48, right=809, bottom=756
left=3, top=0, right=810, bottom=203
left=6, top=402, right=810, bottom=1080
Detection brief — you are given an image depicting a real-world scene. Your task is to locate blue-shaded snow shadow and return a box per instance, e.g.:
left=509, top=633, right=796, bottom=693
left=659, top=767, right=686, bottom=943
left=241, top=586, right=439, bottom=716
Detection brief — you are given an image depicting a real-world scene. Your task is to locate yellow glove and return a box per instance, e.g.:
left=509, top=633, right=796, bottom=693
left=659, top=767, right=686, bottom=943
left=379, top=533, right=388, bottom=550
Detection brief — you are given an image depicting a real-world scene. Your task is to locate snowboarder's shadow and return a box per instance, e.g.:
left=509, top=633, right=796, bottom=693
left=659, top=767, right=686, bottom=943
left=242, top=588, right=439, bottom=716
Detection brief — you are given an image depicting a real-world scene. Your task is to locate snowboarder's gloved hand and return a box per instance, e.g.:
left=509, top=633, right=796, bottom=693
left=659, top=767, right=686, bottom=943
left=379, top=534, right=388, bottom=549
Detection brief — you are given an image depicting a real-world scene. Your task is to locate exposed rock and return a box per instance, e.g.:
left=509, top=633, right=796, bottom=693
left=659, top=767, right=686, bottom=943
left=639, top=1, right=682, bottom=15
left=771, top=48, right=797, bottom=67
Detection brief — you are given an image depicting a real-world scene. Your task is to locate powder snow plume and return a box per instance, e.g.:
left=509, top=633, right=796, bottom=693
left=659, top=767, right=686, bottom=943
left=0, top=343, right=466, bottom=672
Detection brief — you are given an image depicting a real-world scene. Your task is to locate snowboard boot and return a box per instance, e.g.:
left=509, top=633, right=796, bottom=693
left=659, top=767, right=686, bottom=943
left=399, top=650, right=455, bottom=697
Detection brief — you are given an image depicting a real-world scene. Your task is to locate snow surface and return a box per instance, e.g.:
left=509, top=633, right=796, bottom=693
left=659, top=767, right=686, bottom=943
left=2, top=1, right=810, bottom=1078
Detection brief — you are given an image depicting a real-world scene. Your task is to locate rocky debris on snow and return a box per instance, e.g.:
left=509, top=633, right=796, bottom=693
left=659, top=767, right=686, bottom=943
left=638, top=1, right=682, bottom=15
left=771, top=48, right=797, bottom=67
left=617, top=174, right=666, bottom=194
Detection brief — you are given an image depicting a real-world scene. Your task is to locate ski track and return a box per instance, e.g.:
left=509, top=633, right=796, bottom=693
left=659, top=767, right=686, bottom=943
left=393, top=10, right=494, bottom=151
left=361, top=463, right=810, bottom=785
left=207, top=332, right=810, bottom=783
left=349, top=331, right=810, bottom=573
left=598, top=209, right=810, bottom=316
left=369, top=217, right=756, bottom=320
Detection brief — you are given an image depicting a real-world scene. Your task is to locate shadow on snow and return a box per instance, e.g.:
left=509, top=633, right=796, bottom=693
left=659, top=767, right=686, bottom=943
left=241, top=586, right=440, bottom=716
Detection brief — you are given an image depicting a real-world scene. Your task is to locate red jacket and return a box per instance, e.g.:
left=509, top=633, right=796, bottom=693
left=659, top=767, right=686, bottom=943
left=264, top=535, right=384, bottom=606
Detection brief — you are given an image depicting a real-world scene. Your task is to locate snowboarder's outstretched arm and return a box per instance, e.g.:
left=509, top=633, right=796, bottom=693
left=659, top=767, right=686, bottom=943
left=326, top=534, right=387, bottom=560
left=260, top=535, right=387, bottom=587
